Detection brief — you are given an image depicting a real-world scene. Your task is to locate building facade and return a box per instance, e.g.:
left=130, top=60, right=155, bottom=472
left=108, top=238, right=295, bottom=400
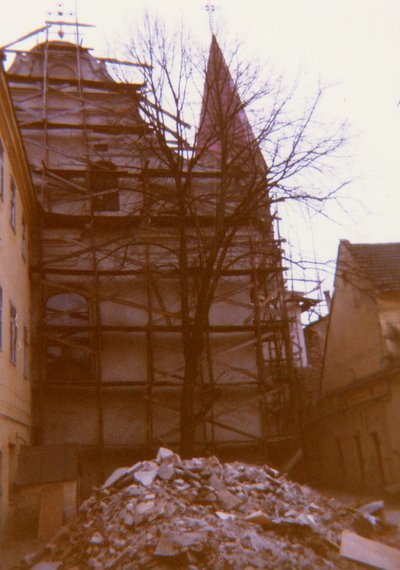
left=0, top=58, right=36, bottom=532
left=304, top=240, right=400, bottom=491
left=2, top=23, right=299, bottom=507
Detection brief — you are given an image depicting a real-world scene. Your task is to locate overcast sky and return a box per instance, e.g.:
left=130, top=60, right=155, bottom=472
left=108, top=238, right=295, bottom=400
left=1, top=0, right=400, bottom=295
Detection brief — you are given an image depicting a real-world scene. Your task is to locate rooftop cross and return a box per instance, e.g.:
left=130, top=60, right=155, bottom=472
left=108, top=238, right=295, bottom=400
left=47, top=1, right=75, bottom=39
left=205, top=3, right=216, bottom=34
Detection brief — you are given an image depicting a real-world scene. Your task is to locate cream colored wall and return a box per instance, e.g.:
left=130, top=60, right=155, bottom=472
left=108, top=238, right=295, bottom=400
left=0, top=140, right=32, bottom=533
left=321, top=244, right=386, bottom=395
left=377, top=293, right=400, bottom=360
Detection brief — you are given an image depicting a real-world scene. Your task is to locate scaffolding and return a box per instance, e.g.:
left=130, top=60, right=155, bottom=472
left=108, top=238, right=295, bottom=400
left=3, top=20, right=300, bottom=490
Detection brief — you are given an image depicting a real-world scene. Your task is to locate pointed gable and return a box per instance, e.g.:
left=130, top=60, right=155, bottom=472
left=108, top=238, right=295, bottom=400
left=196, top=35, right=266, bottom=171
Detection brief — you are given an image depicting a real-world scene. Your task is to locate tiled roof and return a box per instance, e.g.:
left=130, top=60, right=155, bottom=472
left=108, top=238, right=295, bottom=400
left=345, top=241, right=400, bottom=292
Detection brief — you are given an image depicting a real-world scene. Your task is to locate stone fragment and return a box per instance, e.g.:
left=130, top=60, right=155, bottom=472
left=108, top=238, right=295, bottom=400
left=245, top=510, right=275, bottom=527
left=155, top=534, right=179, bottom=557
left=89, top=532, right=104, bottom=545
left=134, top=465, right=158, bottom=487
left=210, top=473, right=225, bottom=491
left=156, top=447, right=175, bottom=461
left=135, top=500, right=158, bottom=524
left=125, top=484, right=141, bottom=496
left=217, top=488, right=242, bottom=510
left=175, top=479, right=191, bottom=491
left=88, top=557, right=102, bottom=569
left=102, top=466, right=130, bottom=488
left=123, top=513, right=134, bottom=527
left=341, top=529, right=400, bottom=569
left=216, top=511, right=236, bottom=521
left=32, top=562, right=64, bottom=570
left=157, top=462, right=175, bottom=480
left=358, top=500, right=385, bottom=517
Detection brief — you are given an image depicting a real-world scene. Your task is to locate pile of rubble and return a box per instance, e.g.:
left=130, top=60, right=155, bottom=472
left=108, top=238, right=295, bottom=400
left=17, top=449, right=386, bottom=569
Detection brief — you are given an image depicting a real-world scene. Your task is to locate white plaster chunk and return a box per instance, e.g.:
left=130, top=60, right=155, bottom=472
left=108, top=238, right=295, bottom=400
left=134, top=466, right=158, bottom=487
left=216, top=488, right=242, bottom=510
left=157, top=462, right=175, bottom=480
left=136, top=501, right=155, bottom=517
left=32, top=562, right=63, bottom=570
left=102, top=466, right=130, bottom=488
left=90, top=532, right=105, bottom=545
left=123, top=513, right=134, bottom=527
left=156, top=447, right=175, bottom=461
left=216, top=511, right=236, bottom=521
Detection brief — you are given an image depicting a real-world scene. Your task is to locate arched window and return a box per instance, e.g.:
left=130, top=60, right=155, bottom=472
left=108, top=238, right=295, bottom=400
left=45, top=293, right=92, bottom=383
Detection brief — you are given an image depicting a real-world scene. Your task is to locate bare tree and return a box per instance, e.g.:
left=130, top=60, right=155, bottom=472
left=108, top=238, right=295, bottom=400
left=116, top=16, right=348, bottom=456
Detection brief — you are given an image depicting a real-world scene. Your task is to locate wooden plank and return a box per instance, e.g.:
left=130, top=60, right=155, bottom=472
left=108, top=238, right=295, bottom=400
left=340, top=530, right=400, bottom=570
left=283, top=448, right=303, bottom=473
left=37, top=484, right=64, bottom=541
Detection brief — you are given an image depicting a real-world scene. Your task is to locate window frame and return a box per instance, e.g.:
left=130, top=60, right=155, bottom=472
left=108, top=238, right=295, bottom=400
left=21, top=217, right=27, bottom=260
left=10, top=178, right=16, bottom=232
left=9, top=303, right=17, bottom=365
left=0, top=140, right=4, bottom=203
left=23, top=325, right=29, bottom=379
left=0, top=286, right=3, bottom=351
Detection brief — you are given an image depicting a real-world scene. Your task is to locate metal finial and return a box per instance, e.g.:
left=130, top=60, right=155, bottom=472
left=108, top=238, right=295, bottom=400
left=47, top=0, right=77, bottom=40
left=205, top=3, right=216, bottom=33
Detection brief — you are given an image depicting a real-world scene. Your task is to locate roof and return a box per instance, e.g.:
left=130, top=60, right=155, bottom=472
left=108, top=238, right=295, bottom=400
left=344, top=241, right=400, bottom=293
left=15, top=443, right=79, bottom=486
left=8, top=40, right=113, bottom=83
left=196, top=35, right=266, bottom=171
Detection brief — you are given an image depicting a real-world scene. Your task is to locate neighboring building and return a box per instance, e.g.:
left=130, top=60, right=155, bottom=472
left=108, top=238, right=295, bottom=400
left=0, top=57, right=36, bottom=532
left=2, top=21, right=298, bottom=503
left=304, top=240, right=400, bottom=491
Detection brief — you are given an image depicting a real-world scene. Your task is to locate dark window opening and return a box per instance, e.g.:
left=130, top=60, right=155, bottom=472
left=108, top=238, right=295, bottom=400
left=93, top=143, right=109, bottom=152
left=22, top=217, right=26, bottom=260
left=45, top=294, right=92, bottom=383
left=0, top=286, right=2, bottom=350
left=23, top=326, right=29, bottom=379
left=10, top=178, right=16, bottom=231
left=90, top=160, right=119, bottom=212
left=10, top=303, right=17, bottom=365
left=0, top=140, right=4, bottom=202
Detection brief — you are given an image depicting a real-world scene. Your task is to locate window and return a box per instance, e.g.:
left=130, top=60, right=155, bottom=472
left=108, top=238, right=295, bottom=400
left=22, top=218, right=26, bottom=260
left=45, top=294, right=92, bottom=383
left=10, top=178, right=16, bottom=232
left=23, top=326, right=29, bottom=379
left=90, top=161, right=119, bottom=212
left=0, top=140, right=4, bottom=202
left=93, top=143, right=108, bottom=152
left=0, top=287, right=2, bottom=350
left=9, top=304, right=17, bottom=365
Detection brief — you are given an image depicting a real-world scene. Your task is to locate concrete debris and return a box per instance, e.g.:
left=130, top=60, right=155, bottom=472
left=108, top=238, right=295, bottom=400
left=340, top=530, right=400, bottom=570
left=102, top=467, right=130, bottom=489
left=33, top=562, right=63, bottom=570
left=357, top=500, right=385, bottom=518
left=13, top=449, right=397, bottom=569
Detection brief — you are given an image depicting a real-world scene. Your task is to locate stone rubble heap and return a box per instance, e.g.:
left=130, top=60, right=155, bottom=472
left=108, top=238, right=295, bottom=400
left=20, top=449, right=369, bottom=569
